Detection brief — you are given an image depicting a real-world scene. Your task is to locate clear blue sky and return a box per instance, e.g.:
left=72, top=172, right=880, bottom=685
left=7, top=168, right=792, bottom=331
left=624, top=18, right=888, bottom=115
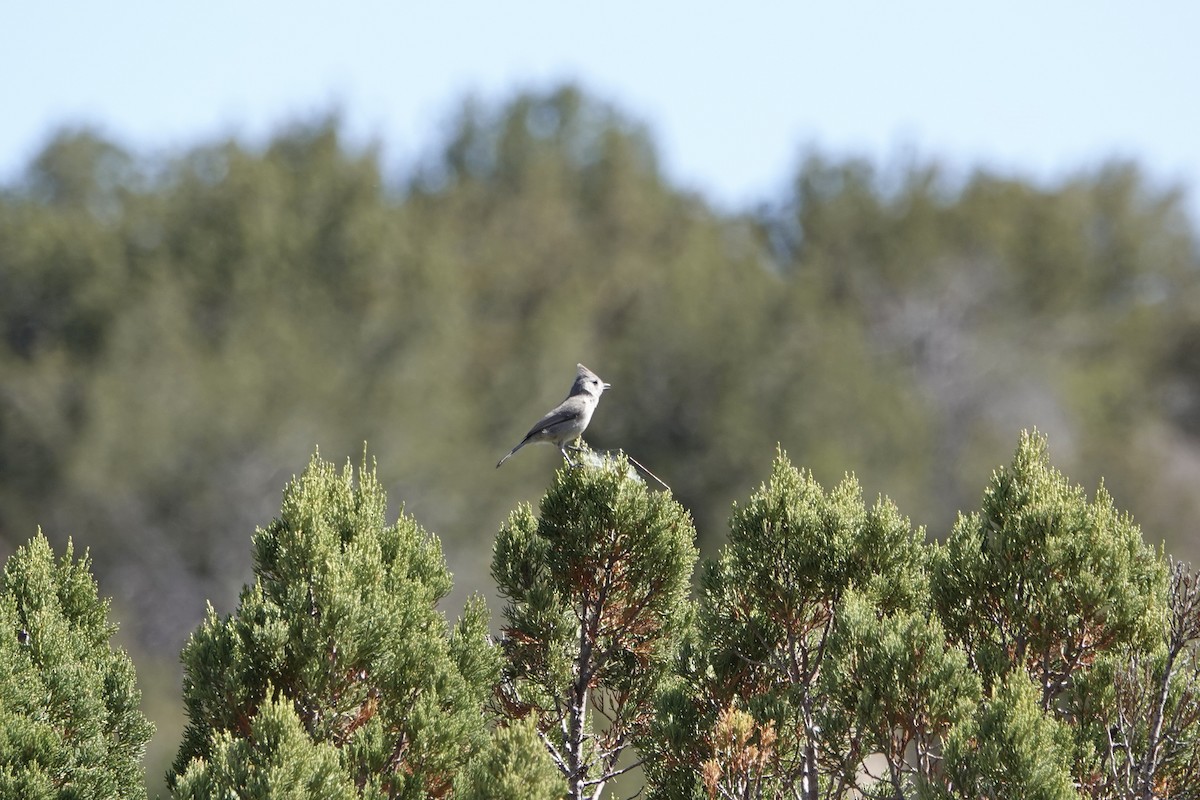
left=4, top=2, right=1199, bottom=217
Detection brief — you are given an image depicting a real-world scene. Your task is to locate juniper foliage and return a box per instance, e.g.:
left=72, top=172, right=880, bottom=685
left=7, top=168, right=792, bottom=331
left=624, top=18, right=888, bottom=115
left=168, top=453, right=502, bottom=799
left=492, top=453, right=698, bottom=800
left=642, top=433, right=1196, bottom=799
left=0, top=532, right=153, bottom=799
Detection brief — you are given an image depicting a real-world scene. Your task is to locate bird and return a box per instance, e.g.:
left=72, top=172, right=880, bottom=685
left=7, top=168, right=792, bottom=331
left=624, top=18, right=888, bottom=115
left=497, top=364, right=611, bottom=468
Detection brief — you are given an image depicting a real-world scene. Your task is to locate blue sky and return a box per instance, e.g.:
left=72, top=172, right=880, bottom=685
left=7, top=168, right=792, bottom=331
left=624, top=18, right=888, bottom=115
left=4, top=2, right=1199, bottom=216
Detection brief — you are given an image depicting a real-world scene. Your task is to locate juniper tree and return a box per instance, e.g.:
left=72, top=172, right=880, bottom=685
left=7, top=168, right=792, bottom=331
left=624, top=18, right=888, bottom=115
left=491, top=454, right=698, bottom=800
left=924, top=429, right=1200, bottom=799
left=931, top=430, right=1167, bottom=711
left=642, top=433, right=1194, bottom=800
left=168, top=452, right=511, bottom=799
left=0, top=532, right=154, bottom=799
left=644, top=449, right=937, bottom=800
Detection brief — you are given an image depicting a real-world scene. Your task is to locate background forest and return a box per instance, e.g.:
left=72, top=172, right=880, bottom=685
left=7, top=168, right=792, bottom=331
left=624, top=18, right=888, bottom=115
left=2, top=85, right=1199, bottom=793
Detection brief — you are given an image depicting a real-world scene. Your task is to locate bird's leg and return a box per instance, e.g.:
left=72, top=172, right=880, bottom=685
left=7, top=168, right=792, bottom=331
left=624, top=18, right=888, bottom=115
left=560, top=445, right=577, bottom=467
left=562, top=438, right=587, bottom=467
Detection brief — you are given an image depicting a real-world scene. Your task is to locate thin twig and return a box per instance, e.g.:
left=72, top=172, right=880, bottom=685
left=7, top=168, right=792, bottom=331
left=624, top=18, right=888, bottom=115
left=623, top=451, right=672, bottom=491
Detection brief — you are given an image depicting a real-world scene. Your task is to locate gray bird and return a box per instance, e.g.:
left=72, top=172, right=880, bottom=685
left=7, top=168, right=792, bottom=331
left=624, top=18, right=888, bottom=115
left=497, top=364, right=611, bottom=468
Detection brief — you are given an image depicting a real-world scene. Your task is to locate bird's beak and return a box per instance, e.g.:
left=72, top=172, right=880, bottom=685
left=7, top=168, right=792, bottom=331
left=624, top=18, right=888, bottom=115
left=603, top=382, right=612, bottom=391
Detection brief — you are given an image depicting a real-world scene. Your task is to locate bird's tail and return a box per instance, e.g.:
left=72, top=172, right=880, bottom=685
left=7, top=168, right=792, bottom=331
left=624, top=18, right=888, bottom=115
left=496, top=443, right=522, bottom=468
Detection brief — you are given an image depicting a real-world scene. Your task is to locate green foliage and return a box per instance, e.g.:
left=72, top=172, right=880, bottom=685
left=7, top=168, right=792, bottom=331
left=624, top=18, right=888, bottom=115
left=648, top=449, right=933, bottom=798
left=455, top=717, right=566, bottom=800
left=717, top=448, right=929, bottom=616
left=169, top=451, right=499, bottom=798
left=700, top=449, right=928, bottom=718
left=642, top=435, right=1196, bottom=799
left=0, top=532, right=153, bottom=799
left=493, top=454, right=697, bottom=798
left=171, top=693, right=356, bottom=799
left=932, top=430, right=1168, bottom=704
left=939, top=673, right=1077, bottom=800
left=820, top=593, right=979, bottom=795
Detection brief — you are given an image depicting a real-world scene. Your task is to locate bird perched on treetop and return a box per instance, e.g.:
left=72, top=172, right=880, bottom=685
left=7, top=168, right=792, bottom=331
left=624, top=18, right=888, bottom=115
left=496, top=364, right=611, bottom=468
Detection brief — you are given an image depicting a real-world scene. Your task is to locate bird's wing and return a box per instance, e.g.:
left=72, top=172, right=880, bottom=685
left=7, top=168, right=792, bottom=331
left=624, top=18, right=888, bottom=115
left=520, top=410, right=580, bottom=441
left=520, top=400, right=585, bottom=441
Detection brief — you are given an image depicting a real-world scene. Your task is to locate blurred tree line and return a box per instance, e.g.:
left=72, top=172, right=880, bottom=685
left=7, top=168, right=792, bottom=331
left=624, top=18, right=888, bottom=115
left=2, top=82, right=1199, bottom=675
